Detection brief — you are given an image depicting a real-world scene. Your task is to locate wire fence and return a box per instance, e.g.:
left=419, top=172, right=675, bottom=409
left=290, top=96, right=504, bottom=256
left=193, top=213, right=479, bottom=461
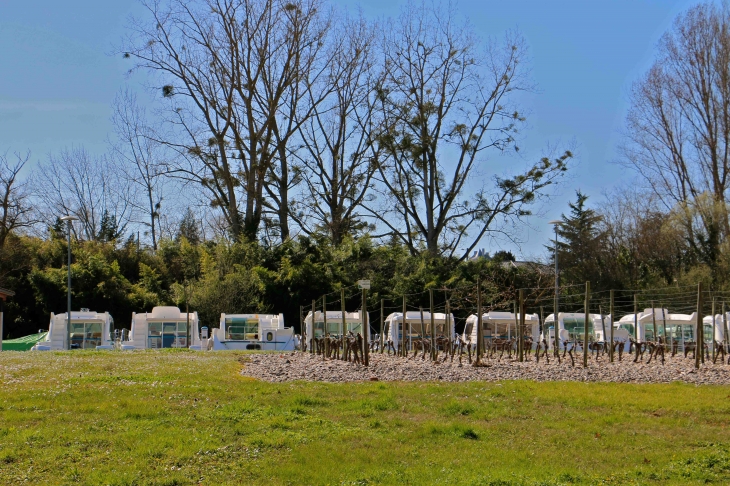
left=300, top=280, right=727, bottom=369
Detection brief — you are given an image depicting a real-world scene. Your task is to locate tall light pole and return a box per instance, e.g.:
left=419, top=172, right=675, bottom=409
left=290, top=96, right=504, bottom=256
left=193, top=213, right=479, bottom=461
left=60, top=215, right=78, bottom=349
left=549, top=220, right=562, bottom=353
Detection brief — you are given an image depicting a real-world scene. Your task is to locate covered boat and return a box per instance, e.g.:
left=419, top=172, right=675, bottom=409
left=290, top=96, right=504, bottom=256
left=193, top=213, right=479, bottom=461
left=382, top=311, right=454, bottom=352
left=3, top=332, right=48, bottom=351
left=543, top=312, right=622, bottom=350
left=122, top=306, right=201, bottom=350
left=304, top=310, right=370, bottom=342
left=209, top=313, right=295, bottom=351
left=463, top=311, right=539, bottom=350
left=616, top=309, right=698, bottom=346
left=32, top=309, right=115, bottom=350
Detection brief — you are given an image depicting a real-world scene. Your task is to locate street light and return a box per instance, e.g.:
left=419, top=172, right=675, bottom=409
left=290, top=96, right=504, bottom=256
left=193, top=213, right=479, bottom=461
left=60, top=215, right=78, bottom=350
left=548, top=219, right=562, bottom=354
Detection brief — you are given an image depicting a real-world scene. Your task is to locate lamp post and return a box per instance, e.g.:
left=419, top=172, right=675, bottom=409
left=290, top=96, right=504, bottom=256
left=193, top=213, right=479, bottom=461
left=60, top=215, right=78, bottom=349
left=549, top=220, right=562, bottom=353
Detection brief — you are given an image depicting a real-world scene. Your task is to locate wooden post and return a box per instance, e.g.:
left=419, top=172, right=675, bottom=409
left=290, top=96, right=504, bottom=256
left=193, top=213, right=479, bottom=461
left=476, top=278, right=483, bottom=365
left=651, top=300, right=658, bottom=343
left=513, top=301, right=518, bottom=354
left=300, top=305, right=304, bottom=353
left=402, top=295, right=407, bottom=357
left=429, top=289, right=436, bottom=361
left=696, top=282, right=703, bottom=369
left=633, top=294, right=638, bottom=342
left=311, top=300, right=316, bottom=355
left=702, top=296, right=715, bottom=363
left=323, top=294, right=328, bottom=360
left=362, top=287, right=369, bottom=366
left=609, top=290, right=615, bottom=363
left=380, top=298, right=385, bottom=353
left=583, top=281, right=590, bottom=368
left=446, top=300, right=452, bottom=358
left=519, top=290, right=525, bottom=362
left=722, top=301, right=730, bottom=363
left=419, top=307, right=425, bottom=358
left=539, top=306, right=544, bottom=343
left=341, top=289, right=347, bottom=360
left=553, top=279, right=560, bottom=355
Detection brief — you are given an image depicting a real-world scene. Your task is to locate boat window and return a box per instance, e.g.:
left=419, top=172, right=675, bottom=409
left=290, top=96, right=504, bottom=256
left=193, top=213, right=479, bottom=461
left=464, top=321, right=474, bottom=337
left=704, top=324, right=714, bottom=342
left=313, top=319, right=359, bottom=336
left=563, top=317, right=594, bottom=341
left=618, top=323, right=634, bottom=335
left=148, top=321, right=188, bottom=348
left=225, top=317, right=258, bottom=340
left=69, top=321, right=103, bottom=349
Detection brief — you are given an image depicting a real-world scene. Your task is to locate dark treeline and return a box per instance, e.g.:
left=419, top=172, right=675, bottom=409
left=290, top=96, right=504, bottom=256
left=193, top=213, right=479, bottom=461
left=2, top=185, right=728, bottom=339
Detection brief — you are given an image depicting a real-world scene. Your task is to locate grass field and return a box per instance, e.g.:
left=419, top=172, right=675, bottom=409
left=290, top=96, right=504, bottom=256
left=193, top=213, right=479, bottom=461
left=1, top=351, right=730, bottom=485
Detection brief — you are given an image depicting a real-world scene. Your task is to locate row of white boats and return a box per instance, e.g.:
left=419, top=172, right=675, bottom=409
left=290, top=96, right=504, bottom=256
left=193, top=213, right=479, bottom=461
left=29, top=305, right=727, bottom=352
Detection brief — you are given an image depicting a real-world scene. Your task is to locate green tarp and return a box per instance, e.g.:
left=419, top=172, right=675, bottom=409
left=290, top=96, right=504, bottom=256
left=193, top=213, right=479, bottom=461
left=2, top=332, right=48, bottom=351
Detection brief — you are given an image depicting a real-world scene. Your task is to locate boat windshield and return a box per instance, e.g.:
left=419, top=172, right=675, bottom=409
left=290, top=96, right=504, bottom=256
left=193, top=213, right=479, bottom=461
left=313, top=320, right=362, bottom=337
left=69, top=321, right=103, bottom=349
left=563, top=317, right=594, bottom=340
left=225, top=317, right=258, bottom=340
left=148, top=321, right=188, bottom=348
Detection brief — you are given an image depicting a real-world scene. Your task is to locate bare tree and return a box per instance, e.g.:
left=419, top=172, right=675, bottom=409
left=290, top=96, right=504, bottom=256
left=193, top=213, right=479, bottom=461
left=370, top=2, right=570, bottom=259
left=110, top=88, right=167, bottom=250
left=292, top=13, right=380, bottom=244
left=621, top=3, right=730, bottom=275
left=34, top=147, right=133, bottom=241
left=0, top=151, right=33, bottom=248
left=122, top=0, right=334, bottom=243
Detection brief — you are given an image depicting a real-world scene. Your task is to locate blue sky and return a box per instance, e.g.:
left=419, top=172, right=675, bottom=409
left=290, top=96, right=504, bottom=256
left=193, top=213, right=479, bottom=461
left=0, top=0, right=703, bottom=257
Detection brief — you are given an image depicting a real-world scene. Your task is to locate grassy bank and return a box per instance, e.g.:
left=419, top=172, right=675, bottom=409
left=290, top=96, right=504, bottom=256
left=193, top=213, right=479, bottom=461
left=1, top=351, right=729, bottom=485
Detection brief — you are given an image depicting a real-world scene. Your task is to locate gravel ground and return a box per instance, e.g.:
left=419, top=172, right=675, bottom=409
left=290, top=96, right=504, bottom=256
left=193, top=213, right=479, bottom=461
left=241, top=351, right=730, bottom=384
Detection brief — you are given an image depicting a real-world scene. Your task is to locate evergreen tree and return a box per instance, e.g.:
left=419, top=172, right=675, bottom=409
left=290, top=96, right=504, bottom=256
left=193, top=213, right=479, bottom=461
left=97, top=210, right=123, bottom=242
left=552, top=191, right=606, bottom=286
left=177, top=208, right=201, bottom=245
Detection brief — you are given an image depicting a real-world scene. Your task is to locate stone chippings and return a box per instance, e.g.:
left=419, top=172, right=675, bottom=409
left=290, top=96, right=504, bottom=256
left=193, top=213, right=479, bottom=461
left=241, top=352, right=730, bottom=384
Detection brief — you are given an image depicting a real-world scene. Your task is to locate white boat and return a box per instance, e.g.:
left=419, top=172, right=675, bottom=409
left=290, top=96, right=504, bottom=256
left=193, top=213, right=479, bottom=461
left=209, top=313, right=295, bottom=351
left=382, top=311, right=454, bottom=351
left=304, top=310, right=370, bottom=343
left=32, top=308, right=115, bottom=351
left=463, top=311, right=539, bottom=350
left=704, top=313, right=730, bottom=343
left=616, top=309, right=697, bottom=346
left=543, top=312, right=623, bottom=350
left=121, top=306, right=202, bottom=350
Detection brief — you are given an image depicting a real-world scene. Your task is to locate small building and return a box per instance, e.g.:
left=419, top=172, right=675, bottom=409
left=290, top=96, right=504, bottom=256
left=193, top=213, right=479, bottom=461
left=0, top=287, right=15, bottom=352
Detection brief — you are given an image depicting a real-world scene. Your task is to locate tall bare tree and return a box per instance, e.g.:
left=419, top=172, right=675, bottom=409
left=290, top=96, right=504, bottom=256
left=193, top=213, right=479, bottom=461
left=0, top=151, right=33, bottom=248
left=34, top=147, right=132, bottom=241
left=370, top=2, right=570, bottom=259
left=110, top=88, right=166, bottom=250
left=122, top=0, right=334, bottom=243
left=292, top=13, right=380, bottom=244
left=621, top=3, right=730, bottom=276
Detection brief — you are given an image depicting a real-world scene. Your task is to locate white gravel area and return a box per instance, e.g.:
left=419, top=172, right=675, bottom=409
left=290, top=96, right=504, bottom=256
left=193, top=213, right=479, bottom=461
left=241, top=352, right=730, bottom=384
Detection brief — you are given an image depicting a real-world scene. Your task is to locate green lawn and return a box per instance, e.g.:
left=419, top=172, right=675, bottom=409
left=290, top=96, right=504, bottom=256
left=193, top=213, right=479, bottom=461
left=1, top=351, right=729, bottom=485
